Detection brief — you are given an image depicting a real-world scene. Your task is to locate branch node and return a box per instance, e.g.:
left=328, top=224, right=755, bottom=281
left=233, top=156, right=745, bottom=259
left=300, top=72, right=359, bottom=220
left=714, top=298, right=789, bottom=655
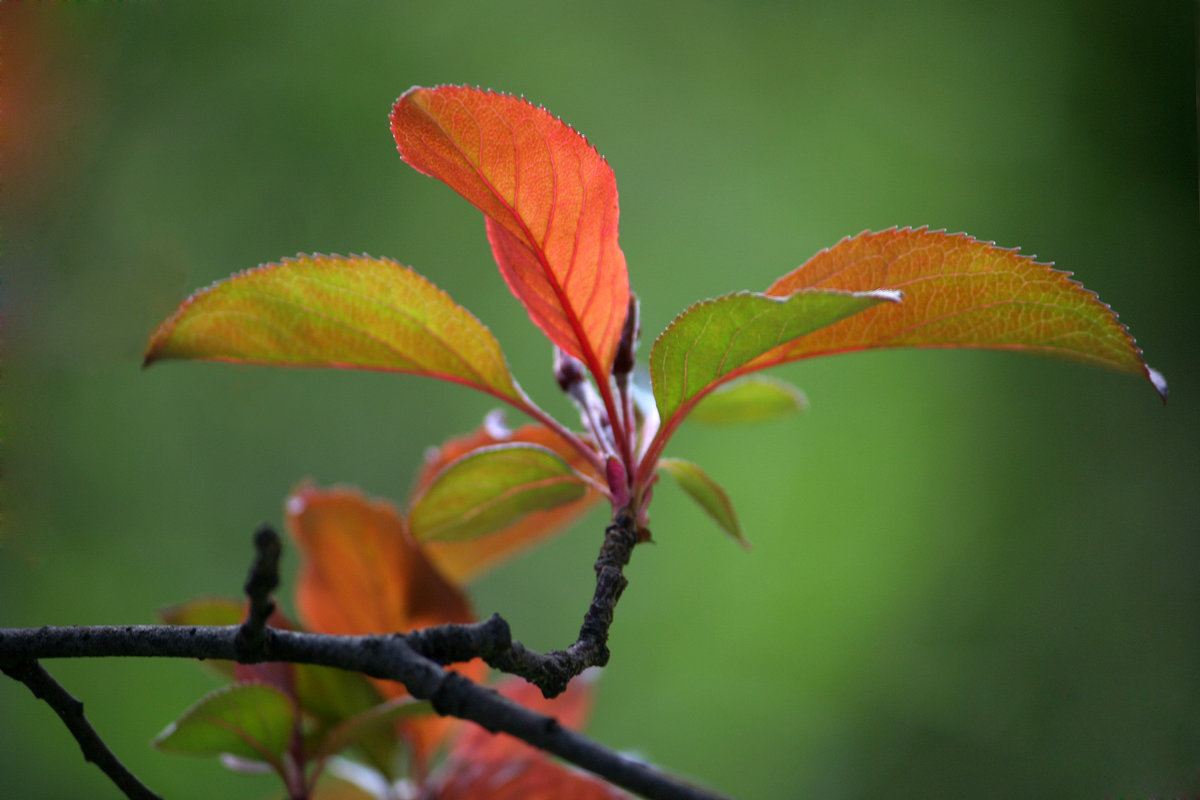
left=429, top=670, right=476, bottom=720
left=234, top=525, right=281, bottom=661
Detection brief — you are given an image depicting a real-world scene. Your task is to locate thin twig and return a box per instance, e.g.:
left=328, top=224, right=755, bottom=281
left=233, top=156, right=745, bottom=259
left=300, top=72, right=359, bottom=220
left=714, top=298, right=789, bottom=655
left=414, top=507, right=639, bottom=698
left=0, top=517, right=728, bottom=800
left=0, top=623, right=730, bottom=800
left=1, top=659, right=164, bottom=800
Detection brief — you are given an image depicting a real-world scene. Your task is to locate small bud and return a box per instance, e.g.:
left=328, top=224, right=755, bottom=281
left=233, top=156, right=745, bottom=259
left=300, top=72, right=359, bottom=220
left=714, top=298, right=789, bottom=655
left=554, top=347, right=586, bottom=392
left=612, top=294, right=640, bottom=378
left=605, top=456, right=631, bottom=507
left=481, top=409, right=511, bottom=440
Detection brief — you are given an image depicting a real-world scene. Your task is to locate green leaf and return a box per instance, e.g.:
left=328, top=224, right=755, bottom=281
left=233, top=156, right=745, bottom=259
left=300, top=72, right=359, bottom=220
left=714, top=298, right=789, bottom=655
left=293, top=664, right=384, bottom=726
left=658, top=458, right=746, bottom=547
left=311, top=696, right=431, bottom=772
left=144, top=254, right=530, bottom=408
left=152, top=683, right=295, bottom=767
left=689, top=375, right=808, bottom=424
left=409, top=443, right=589, bottom=542
left=650, top=289, right=900, bottom=429
left=291, top=664, right=401, bottom=777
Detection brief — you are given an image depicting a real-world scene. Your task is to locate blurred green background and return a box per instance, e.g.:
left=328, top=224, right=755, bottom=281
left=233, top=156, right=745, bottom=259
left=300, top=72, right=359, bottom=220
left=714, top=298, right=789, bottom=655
left=3, top=2, right=1197, bottom=798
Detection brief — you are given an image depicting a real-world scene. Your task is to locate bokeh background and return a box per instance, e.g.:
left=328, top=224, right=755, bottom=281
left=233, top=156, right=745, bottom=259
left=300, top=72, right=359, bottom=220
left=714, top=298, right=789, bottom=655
left=3, top=3, right=1197, bottom=798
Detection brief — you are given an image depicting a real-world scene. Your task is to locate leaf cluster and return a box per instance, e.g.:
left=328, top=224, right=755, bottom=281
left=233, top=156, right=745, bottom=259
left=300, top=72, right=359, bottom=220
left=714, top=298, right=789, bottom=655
left=142, top=84, right=1163, bottom=799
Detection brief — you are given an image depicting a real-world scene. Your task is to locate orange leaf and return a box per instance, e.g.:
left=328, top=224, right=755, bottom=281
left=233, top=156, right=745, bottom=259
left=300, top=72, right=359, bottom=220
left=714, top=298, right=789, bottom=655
left=765, top=228, right=1166, bottom=398
left=286, top=484, right=472, bottom=638
left=417, top=415, right=603, bottom=583
left=391, top=86, right=629, bottom=380
left=284, top=484, right=485, bottom=767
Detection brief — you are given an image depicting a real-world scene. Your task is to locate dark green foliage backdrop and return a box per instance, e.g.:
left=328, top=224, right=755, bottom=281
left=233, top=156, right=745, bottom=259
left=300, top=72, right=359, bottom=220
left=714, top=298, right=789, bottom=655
left=3, top=3, right=1197, bottom=798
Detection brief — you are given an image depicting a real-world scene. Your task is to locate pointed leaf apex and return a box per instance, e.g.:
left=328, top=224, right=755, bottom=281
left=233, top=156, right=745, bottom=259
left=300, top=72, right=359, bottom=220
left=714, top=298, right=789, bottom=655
left=868, top=288, right=904, bottom=304
left=658, top=458, right=748, bottom=547
left=1147, top=365, right=1168, bottom=403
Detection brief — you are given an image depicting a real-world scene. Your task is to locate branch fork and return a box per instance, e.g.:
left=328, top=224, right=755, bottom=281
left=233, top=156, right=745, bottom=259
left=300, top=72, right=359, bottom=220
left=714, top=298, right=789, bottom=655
left=1, top=517, right=727, bottom=800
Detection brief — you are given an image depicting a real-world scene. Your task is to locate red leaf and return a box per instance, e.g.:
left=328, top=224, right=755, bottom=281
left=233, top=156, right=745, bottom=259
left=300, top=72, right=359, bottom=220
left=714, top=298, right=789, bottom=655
left=429, top=673, right=632, bottom=800
left=447, top=674, right=596, bottom=765
left=391, top=86, right=629, bottom=380
left=764, top=228, right=1166, bottom=399
left=429, top=757, right=633, bottom=800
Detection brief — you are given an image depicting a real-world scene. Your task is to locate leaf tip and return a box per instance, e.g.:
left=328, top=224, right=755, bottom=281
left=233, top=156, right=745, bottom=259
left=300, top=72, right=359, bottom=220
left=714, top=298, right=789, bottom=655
left=284, top=491, right=308, bottom=519
left=142, top=328, right=179, bottom=369
left=150, top=721, right=177, bottom=749
left=1147, top=365, right=1168, bottom=404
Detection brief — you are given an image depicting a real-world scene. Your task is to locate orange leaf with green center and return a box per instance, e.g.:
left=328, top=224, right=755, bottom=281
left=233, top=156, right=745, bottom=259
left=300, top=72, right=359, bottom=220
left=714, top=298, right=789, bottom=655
left=408, top=444, right=590, bottom=543
left=417, top=416, right=603, bottom=583
left=391, top=86, right=629, bottom=380
left=763, top=227, right=1166, bottom=399
left=144, top=254, right=532, bottom=410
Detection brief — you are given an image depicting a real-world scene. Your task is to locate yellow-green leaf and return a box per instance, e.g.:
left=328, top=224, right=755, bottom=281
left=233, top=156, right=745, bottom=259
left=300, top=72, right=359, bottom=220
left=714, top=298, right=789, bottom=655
left=159, top=597, right=244, bottom=627
left=144, top=254, right=529, bottom=408
left=409, top=444, right=589, bottom=542
left=650, top=289, right=900, bottom=430
left=690, top=375, right=808, bottom=425
left=414, top=417, right=604, bottom=583
left=658, top=458, right=746, bottom=547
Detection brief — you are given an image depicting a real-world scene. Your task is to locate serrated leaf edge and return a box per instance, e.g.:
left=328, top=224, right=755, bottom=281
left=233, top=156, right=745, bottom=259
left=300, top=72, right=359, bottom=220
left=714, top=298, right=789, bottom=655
left=152, top=681, right=296, bottom=768
left=780, top=227, right=1166, bottom=400
left=408, top=442, right=594, bottom=541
